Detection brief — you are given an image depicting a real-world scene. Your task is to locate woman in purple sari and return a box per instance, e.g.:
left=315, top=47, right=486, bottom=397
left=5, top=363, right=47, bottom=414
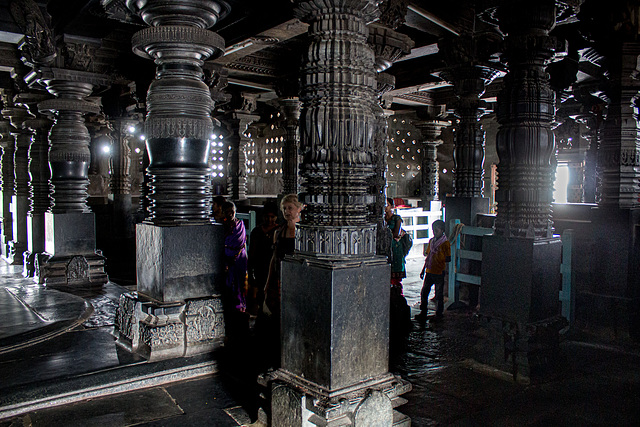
left=222, top=201, right=248, bottom=313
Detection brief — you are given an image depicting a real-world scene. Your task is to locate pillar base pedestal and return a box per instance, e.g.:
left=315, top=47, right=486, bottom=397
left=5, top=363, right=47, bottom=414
left=478, top=235, right=565, bottom=381
left=114, top=291, right=225, bottom=361
left=35, top=251, right=108, bottom=287
left=261, top=370, right=411, bottom=426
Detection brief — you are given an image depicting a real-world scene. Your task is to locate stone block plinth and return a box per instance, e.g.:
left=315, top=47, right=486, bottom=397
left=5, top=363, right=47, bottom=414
left=23, top=214, right=46, bottom=277
left=444, top=196, right=490, bottom=229
left=136, top=222, right=224, bottom=302
left=7, top=195, right=29, bottom=265
left=36, top=212, right=107, bottom=287
left=263, top=256, right=411, bottom=425
left=281, top=256, right=390, bottom=389
left=478, top=235, right=566, bottom=381
left=114, top=292, right=225, bottom=361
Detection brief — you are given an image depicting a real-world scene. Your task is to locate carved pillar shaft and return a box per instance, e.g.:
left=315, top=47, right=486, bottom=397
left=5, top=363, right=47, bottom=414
left=226, top=112, right=258, bottom=201
left=493, top=0, right=558, bottom=238
left=454, top=100, right=485, bottom=197
left=598, top=43, right=640, bottom=208
left=583, top=116, right=600, bottom=204
left=279, top=98, right=301, bottom=196
left=130, top=7, right=226, bottom=224
left=39, top=81, right=99, bottom=213
left=415, top=120, right=447, bottom=205
left=111, top=120, right=133, bottom=196
left=295, top=0, right=379, bottom=257
left=2, top=105, right=34, bottom=264
left=0, top=123, right=15, bottom=257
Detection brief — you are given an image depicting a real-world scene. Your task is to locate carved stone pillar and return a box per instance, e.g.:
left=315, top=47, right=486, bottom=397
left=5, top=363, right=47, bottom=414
left=225, top=105, right=259, bottom=201
left=266, top=1, right=411, bottom=425
left=1, top=104, right=34, bottom=265
left=279, top=97, right=301, bottom=196
left=367, top=9, right=413, bottom=258
left=439, top=34, right=502, bottom=199
left=477, top=0, right=577, bottom=381
left=415, top=112, right=449, bottom=206
left=0, top=118, right=15, bottom=261
left=597, top=43, right=640, bottom=208
left=114, top=0, right=228, bottom=361
left=111, top=118, right=134, bottom=230
left=17, top=94, right=53, bottom=278
left=35, top=69, right=109, bottom=287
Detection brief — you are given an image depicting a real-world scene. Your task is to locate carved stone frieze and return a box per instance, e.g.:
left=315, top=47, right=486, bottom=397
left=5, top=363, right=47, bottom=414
left=9, top=0, right=56, bottom=67
left=296, top=224, right=377, bottom=258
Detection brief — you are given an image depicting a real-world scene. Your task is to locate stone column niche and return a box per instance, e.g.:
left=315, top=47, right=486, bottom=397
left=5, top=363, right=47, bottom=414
left=1, top=104, right=32, bottom=266
left=36, top=69, right=109, bottom=287
left=0, top=118, right=15, bottom=260
left=269, top=1, right=411, bottom=425
left=114, top=0, right=228, bottom=361
left=478, top=0, right=577, bottom=380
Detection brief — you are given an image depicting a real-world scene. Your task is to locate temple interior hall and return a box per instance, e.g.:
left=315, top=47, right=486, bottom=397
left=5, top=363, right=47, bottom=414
left=1, top=0, right=640, bottom=426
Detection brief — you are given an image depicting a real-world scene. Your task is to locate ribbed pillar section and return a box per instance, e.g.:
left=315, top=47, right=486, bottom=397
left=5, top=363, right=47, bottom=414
left=2, top=105, right=34, bottom=264
left=38, top=82, right=98, bottom=213
left=295, top=0, right=379, bottom=258
left=493, top=0, right=559, bottom=238
left=128, top=0, right=226, bottom=225
left=225, top=111, right=259, bottom=201
left=111, top=119, right=134, bottom=196
left=280, top=98, right=301, bottom=196
left=415, top=118, right=448, bottom=205
left=0, top=120, right=15, bottom=258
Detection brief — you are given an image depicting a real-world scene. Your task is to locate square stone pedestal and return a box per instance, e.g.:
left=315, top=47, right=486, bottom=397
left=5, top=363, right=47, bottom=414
left=444, top=196, right=490, bottom=230
left=23, top=213, right=46, bottom=277
left=114, top=223, right=226, bottom=361
left=263, top=256, right=411, bottom=426
left=478, top=235, right=566, bottom=381
left=6, top=194, right=29, bottom=265
left=35, top=212, right=108, bottom=287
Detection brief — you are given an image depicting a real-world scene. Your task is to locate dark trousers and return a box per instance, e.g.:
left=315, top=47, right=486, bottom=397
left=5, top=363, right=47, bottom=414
left=421, top=273, right=445, bottom=316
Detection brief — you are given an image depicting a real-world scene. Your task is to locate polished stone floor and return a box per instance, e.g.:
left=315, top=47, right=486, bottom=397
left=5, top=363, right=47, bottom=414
left=1, top=259, right=639, bottom=426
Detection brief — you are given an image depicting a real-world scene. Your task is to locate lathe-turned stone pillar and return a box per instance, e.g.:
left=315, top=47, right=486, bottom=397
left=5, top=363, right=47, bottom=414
left=1, top=104, right=34, bottom=265
left=114, top=0, right=228, bottom=361
left=225, top=99, right=259, bottom=202
left=265, top=1, right=411, bottom=425
left=0, top=117, right=15, bottom=261
left=478, top=0, right=578, bottom=380
left=279, top=97, right=301, bottom=196
left=415, top=110, right=449, bottom=206
left=35, top=69, right=109, bottom=287
left=18, top=94, right=53, bottom=278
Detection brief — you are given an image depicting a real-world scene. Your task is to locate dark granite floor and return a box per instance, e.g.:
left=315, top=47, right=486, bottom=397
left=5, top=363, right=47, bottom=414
left=1, top=261, right=640, bottom=426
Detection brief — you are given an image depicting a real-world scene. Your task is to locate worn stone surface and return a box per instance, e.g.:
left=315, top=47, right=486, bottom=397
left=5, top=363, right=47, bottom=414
left=281, top=257, right=390, bottom=390
left=136, top=223, right=224, bottom=303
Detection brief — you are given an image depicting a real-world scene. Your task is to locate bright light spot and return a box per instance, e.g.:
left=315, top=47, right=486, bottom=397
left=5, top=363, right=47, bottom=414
left=442, top=168, right=447, bottom=173
left=554, top=163, right=569, bottom=203
left=102, top=145, right=111, bottom=154
left=134, top=147, right=141, bottom=154
left=218, top=157, right=223, bottom=161
left=211, top=134, right=216, bottom=139
left=218, top=164, right=223, bottom=170
left=128, top=126, right=136, bottom=133
left=219, top=172, right=224, bottom=177
left=139, top=135, right=146, bottom=140
left=212, top=172, right=218, bottom=177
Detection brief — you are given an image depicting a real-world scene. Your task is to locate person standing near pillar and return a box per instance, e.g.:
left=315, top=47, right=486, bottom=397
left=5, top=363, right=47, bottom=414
left=385, top=197, right=406, bottom=290
left=247, top=201, right=278, bottom=316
